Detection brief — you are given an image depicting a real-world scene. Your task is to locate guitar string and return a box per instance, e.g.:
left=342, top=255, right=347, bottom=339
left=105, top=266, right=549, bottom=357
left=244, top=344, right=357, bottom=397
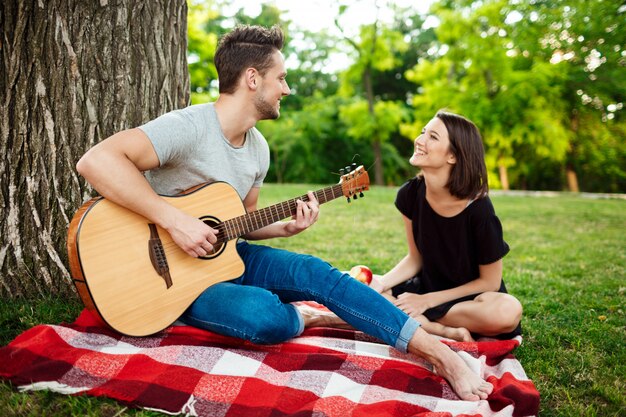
left=154, top=178, right=364, bottom=252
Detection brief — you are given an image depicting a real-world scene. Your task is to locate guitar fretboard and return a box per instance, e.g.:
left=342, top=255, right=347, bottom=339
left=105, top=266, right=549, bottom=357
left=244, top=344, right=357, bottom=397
left=217, top=183, right=344, bottom=242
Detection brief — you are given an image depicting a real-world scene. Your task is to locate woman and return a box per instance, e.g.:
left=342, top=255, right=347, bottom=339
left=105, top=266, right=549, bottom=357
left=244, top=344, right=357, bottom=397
left=368, top=110, right=523, bottom=341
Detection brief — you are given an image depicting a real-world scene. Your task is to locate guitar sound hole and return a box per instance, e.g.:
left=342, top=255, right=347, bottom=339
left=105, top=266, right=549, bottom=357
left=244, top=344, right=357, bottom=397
left=199, top=216, right=225, bottom=259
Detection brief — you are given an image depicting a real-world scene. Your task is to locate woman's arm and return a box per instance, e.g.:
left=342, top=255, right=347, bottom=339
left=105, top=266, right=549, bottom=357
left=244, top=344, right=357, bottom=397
left=370, top=215, right=423, bottom=293
left=394, top=260, right=503, bottom=317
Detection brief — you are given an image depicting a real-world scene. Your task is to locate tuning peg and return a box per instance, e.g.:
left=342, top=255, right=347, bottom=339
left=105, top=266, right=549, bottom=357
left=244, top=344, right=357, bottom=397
left=339, top=168, right=345, bottom=175
left=359, top=192, right=364, bottom=198
left=345, top=166, right=351, bottom=174
left=351, top=162, right=357, bottom=171
left=353, top=194, right=358, bottom=200
left=346, top=196, right=351, bottom=203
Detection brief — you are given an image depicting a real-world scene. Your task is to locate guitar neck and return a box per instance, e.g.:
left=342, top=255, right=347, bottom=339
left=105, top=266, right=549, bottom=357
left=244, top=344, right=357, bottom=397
left=218, top=183, right=343, bottom=242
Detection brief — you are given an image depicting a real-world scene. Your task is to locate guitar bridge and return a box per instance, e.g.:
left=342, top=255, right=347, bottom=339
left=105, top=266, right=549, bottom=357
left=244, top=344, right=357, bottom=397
left=148, top=224, right=173, bottom=288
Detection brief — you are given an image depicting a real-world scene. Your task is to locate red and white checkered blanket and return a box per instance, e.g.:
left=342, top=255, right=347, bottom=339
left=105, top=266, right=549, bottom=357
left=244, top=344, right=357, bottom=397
left=0, top=307, right=539, bottom=416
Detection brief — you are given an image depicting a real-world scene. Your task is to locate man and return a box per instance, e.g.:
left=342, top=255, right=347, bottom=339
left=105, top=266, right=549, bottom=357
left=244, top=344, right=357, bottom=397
left=76, top=24, right=492, bottom=401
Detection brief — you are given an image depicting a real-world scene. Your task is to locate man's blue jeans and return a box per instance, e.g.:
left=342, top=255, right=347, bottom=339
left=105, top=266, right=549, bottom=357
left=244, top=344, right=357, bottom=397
left=180, top=241, right=420, bottom=352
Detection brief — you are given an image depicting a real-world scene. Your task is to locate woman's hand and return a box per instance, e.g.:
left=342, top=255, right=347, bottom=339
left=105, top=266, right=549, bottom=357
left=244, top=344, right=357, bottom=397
left=369, top=274, right=386, bottom=293
left=393, top=292, right=434, bottom=318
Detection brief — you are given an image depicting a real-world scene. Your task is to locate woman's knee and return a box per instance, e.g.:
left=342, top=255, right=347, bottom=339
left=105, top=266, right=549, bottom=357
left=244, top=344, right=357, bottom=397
left=468, top=292, right=522, bottom=333
left=489, top=293, right=523, bottom=333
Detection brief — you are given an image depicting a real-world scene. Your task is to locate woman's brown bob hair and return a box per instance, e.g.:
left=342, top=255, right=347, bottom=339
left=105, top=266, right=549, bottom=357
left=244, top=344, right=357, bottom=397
left=435, top=110, right=489, bottom=200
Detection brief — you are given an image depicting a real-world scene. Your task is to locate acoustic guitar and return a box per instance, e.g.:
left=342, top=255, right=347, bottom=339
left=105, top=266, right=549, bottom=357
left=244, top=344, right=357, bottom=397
left=67, top=165, right=369, bottom=336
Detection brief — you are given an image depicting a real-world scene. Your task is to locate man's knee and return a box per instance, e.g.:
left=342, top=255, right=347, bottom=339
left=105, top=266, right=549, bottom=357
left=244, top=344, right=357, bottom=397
left=248, top=304, right=301, bottom=344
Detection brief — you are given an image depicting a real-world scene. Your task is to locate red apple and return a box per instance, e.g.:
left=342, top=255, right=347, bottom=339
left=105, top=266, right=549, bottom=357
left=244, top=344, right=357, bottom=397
left=349, top=265, right=373, bottom=285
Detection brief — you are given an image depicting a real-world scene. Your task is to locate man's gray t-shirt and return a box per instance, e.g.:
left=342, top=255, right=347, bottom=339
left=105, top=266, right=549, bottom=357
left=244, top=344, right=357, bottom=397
left=139, top=103, right=270, bottom=199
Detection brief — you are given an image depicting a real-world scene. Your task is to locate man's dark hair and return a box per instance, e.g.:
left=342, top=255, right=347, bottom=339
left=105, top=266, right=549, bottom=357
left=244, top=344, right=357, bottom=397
left=214, top=25, right=285, bottom=94
left=436, top=110, right=489, bottom=199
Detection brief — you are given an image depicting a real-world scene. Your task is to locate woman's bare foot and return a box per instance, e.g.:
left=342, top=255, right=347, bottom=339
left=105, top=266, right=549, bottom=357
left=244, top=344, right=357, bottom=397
left=408, top=327, right=492, bottom=401
left=415, top=314, right=474, bottom=342
left=296, top=303, right=355, bottom=330
left=442, top=326, right=474, bottom=342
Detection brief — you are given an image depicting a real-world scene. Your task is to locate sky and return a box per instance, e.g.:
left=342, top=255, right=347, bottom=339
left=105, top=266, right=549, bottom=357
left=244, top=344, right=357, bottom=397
left=224, top=0, right=435, bottom=34
left=222, top=0, right=436, bottom=71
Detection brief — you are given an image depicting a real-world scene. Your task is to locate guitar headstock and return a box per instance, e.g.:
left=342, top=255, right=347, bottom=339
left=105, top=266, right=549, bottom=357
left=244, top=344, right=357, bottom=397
left=339, top=165, right=370, bottom=202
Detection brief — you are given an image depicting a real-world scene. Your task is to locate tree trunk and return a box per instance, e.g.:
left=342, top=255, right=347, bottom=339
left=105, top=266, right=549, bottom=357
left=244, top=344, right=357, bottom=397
left=498, top=164, right=510, bottom=191
left=566, top=166, right=580, bottom=193
left=362, top=67, right=384, bottom=186
left=566, top=113, right=580, bottom=192
left=0, top=0, right=189, bottom=298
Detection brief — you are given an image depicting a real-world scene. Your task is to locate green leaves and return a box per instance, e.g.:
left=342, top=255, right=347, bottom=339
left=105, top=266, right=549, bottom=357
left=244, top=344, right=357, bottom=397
left=187, top=1, right=219, bottom=100
left=340, top=99, right=407, bottom=144
left=184, top=0, right=625, bottom=192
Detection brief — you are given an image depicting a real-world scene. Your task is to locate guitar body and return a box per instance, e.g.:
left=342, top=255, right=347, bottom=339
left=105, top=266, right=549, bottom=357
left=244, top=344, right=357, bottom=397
left=67, top=182, right=246, bottom=337
left=67, top=165, right=369, bottom=337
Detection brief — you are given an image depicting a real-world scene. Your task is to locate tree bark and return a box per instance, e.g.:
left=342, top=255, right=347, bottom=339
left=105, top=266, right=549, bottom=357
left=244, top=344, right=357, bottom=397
left=0, top=0, right=189, bottom=298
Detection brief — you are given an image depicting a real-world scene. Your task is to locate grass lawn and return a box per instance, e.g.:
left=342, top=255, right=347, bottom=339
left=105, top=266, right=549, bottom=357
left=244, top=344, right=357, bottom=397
left=1, top=183, right=625, bottom=416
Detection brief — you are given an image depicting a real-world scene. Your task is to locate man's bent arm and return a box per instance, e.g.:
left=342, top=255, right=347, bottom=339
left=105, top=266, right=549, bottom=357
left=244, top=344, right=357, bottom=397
left=76, top=128, right=218, bottom=258
left=76, top=128, right=174, bottom=225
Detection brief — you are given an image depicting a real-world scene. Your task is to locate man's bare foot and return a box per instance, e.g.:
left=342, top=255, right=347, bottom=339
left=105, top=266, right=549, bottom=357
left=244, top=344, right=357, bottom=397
left=432, top=348, right=493, bottom=401
left=408, top=327, right=492, bottom=401
left=296, top=303, right=355, bottom=330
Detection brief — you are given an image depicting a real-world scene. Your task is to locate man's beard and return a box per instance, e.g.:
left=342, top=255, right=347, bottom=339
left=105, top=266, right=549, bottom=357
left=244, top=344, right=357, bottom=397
left=254, top=94, right=280, bottom=120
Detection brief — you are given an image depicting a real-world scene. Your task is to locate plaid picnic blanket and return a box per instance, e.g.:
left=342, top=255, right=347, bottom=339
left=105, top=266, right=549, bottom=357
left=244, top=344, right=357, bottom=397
left=0, top=306, right=539, bottom=416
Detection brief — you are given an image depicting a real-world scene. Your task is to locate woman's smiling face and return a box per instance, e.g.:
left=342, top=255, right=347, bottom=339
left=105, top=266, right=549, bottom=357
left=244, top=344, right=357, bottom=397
left=410, top=117, right=456, bottom=170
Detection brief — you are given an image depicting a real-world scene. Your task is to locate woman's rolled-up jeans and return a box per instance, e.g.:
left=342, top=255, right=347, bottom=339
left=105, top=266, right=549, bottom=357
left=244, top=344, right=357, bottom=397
left=180, top=241, right=420, bottom=352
